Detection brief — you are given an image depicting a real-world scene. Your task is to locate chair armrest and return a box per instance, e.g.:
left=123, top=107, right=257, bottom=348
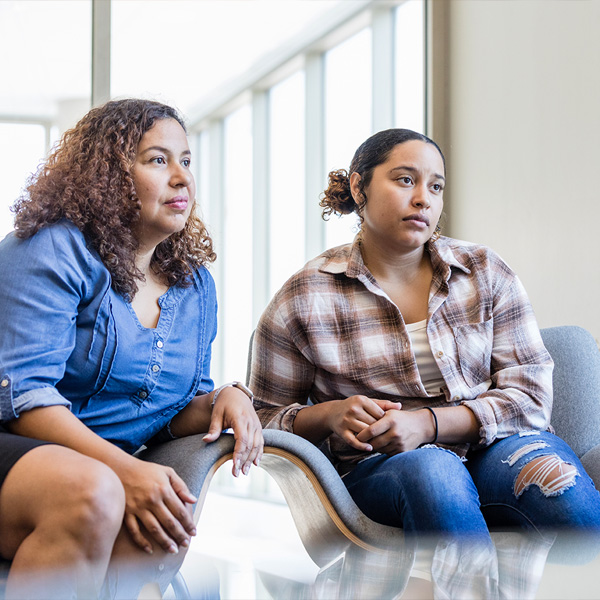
left=135, top=433, right=237, bottom=517
left=135, top=430, right=407, bottom=566
left=579, top=444, right=600, bottom=491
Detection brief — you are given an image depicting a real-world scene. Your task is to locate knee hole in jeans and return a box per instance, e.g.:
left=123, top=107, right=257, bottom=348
left=514, top=454, right=578, bottom=498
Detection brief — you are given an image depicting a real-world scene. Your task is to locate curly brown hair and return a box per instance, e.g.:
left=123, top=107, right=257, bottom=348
left=320, top=128, right=446, bottom=225
left=12, top=98, right=216, bottom=300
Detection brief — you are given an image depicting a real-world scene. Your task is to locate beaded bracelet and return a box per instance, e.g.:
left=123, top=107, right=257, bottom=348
left=422, top=406, right=439, bottom=444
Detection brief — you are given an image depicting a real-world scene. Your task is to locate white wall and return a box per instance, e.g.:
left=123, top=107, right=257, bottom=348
left=442, top=0, right=600, bottom=341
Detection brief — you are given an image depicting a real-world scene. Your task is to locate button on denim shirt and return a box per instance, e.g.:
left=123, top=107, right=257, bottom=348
left=0, top=221, right=216, bottom=453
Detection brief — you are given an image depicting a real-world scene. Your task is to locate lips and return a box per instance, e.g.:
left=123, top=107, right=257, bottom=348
left=165, top=196, right=188, bottom=210
left=403, top=214, right=430, bottom=226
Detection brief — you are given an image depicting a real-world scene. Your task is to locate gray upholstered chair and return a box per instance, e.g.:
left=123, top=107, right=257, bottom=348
left=541, top=326, right=600, bottom=486
left=138, top=325, right=600, bottom=598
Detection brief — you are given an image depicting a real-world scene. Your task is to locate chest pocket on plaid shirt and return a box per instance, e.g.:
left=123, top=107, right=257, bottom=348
left=452, top=318, right=494, bottom=388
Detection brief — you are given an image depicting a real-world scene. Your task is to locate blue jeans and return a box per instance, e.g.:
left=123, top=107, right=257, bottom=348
left=343, top=431, right=600, bottom=561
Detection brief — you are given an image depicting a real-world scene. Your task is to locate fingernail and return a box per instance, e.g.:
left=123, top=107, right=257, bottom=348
left=242, top=463, right=250, bottom=475
left=168, top=544, right=179, bottom=555
left=366, top=445, right=373, bottom=452
left=181, top=538, right=190, bottom=548
left=190, top=528, right=197, bottom=536
left=145, top=546, right=153, bottom=555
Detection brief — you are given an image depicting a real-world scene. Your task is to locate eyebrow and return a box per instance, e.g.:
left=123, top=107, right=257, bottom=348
left=390, top=165, right=446, bottom=182
left=139, top=145, right=191, bottom=156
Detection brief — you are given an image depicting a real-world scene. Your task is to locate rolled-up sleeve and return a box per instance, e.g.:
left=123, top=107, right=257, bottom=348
left=0, top=224, right=94, bottom=421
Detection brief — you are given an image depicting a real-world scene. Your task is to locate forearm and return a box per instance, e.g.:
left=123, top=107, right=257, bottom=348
left=427, top=405, right=480, bottom=445
left=168, top=392, right=214, bottom=438
left=291, top=401, right=339, bottom=445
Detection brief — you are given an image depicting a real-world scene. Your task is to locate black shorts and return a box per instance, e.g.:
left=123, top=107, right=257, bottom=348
left=0, top=425, right=49, bottom=489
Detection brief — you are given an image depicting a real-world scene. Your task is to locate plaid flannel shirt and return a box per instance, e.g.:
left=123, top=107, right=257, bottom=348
left=250, top=235, right=553, bottom=471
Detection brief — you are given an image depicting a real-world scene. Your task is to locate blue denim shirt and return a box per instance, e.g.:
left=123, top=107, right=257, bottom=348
left=0, top=221, right=217, bottom=453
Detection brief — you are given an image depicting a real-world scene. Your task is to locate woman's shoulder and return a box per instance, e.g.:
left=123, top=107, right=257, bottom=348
left=189, top=264, right=215, bottom=287
left=298, top=242, right=354, bottom=278
left=0, top=220, right=107, bottom=286
left=186, top=264, right=217, bottom=304
left=262, top=243, right=353, bottom=319
left=2, top=220, right=87, bottom=255
left=434, top=236, right=514, bottom=273
left=271, top=243, right=351, bottom=291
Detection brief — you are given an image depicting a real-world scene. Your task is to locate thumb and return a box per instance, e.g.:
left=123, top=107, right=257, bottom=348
left=202, top=411, right=224, bottom=443
left=375, top=400, right=402, bottom=411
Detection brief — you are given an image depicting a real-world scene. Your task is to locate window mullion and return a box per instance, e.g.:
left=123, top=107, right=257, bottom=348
left=304, top=52, right=326, bottom=261
left=91, top=0, right=111, bottom=106
left=371, top=5, right=395, bottom=132
left=208, top=119, right=226, bottom=384
left=252, top=91, right=271, bottom=327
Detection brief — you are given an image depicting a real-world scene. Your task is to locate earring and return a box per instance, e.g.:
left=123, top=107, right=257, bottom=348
left=430, top=223, right=442, bottom=242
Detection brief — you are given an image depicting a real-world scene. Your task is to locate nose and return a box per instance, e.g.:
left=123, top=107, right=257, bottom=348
left=412, top=184, right=430, bottom=209
left=170, top=163, right=193, bottom=188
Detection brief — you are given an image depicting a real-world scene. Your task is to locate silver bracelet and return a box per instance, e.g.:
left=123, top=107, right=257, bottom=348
left=211, top=381, right=254, bottom=406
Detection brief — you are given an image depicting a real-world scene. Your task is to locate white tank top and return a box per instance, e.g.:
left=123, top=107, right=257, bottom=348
left=405, top=319, right=445, bottom=395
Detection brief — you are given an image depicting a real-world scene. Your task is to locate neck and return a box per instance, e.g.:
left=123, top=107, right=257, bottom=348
left=359, top=233, right=429, bottom=285
left=135, top=245, right=156, bottom=277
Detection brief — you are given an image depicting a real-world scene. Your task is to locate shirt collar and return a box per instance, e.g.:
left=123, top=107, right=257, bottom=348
left=319, top=235, right=367, bottom=279
left=428, top=236, right=472, bottom=279
left=319, top=234, right=472, bottom=281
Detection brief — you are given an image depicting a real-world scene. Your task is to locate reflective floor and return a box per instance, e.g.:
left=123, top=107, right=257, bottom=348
left=174, top=487, right=600, bottom=600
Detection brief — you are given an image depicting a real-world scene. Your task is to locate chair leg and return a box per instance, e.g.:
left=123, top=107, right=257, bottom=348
left=168, top=571, right=191, bottom=600
left=336, top=546, right=413, bottom=600
left=313, top=554, right=344, bottom=599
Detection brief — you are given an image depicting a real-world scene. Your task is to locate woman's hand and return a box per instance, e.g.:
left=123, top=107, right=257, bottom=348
left=323, top=395, right=402, bottom=452
left=355, top=408, right=435, bottom=455
left=203, top=386, right=264, bottom=477
left=6, top=405, right=199, bottom=556
left=116, top=457, right=198, bottom=555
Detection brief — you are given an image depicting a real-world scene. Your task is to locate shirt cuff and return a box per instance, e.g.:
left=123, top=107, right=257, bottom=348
left=460, top=399, right=498, bottom=448
left=3, top=385, right=72, bottom=422
left=146, top=420, right=177, bottom=446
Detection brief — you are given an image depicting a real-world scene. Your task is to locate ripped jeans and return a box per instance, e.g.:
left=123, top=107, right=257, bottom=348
left=343, top=432, right=600, bottom=560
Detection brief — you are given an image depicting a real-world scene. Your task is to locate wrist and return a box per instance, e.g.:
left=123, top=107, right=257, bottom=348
left=211, top=381, right=254, bottom=406
left=421, top=407, right=438, bottom=444
left=293, top=400, right=339, bottom=441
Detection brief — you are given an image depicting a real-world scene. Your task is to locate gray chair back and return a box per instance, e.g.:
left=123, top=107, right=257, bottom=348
left=541, top=326, right=600, bottom=458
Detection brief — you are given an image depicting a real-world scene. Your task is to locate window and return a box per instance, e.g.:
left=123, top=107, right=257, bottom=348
left=0, top=124, right=47, bottom=239
left=200, top=1, right=427, bottom=384
left=324, top=28, right=373, bottom=249
left=110, top=0, right=342, bottom=116
left=269, top=72, right=306, bottom=296
left=0, top=0, right=92, bottom=238
left=395, top=0, right=425, bottom=131
left=221, top=106, right=254, bottom=382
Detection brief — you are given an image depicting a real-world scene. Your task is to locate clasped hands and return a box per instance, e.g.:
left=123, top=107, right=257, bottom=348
left=329, top=395, right=436, bottom=456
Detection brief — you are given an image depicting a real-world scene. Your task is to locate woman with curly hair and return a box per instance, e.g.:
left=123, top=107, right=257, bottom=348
left=249, top=128, right=600, bottom=598
left=0, top=98, right=262, bottom=598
